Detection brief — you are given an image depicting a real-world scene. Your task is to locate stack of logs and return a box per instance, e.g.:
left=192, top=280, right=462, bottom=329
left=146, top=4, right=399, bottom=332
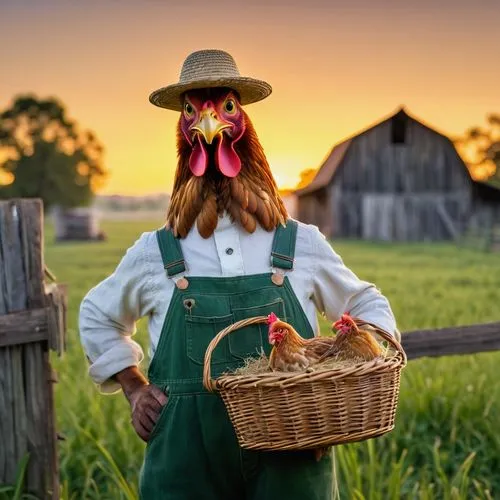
left=0, top=199, right=66, bottom=499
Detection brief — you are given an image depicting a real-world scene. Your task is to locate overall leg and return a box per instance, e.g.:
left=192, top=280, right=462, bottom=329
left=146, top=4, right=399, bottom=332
left=140, top=395, right=245, bottom=500
left=245, top=449, right=334, bottom=500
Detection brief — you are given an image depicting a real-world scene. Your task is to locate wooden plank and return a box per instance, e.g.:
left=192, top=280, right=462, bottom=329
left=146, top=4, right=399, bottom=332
left=0, top=205, right=8, bottom=481
left=0, top=349, right=16, bottom=480
left=436, top=199, right=460, bottom=240
left=25, top=343, right=46, bottom=494
left=45, top=287, right=63, bottom=354
left=402, top=322, right=500, bottom=360
left=18, top=200, right=52, bottom=496
left=0, top=201, right=27, bottom=311
left=0, top=308, right=49, bottom=347
left=18, top=200, right=45, bottom=310
left=0, top=201, right=29, bottom=488
left=11, top=345, right=28, bottom=477
left=46, top=357, right=59, bottom=500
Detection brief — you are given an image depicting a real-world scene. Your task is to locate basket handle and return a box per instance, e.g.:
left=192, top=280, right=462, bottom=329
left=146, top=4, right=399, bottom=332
left=203, top=316, right=268, bottom=392
left=350, top=317, right=407, bottom=363
left=202, top=315, right=407, bottom=392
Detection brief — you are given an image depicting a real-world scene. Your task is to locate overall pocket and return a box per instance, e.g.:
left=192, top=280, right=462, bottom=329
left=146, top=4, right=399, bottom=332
left=147, top=394, right=176, bottom=446
left=185, top=313, right=234, bottom=365
left=229, top=297, right=286, bottom=359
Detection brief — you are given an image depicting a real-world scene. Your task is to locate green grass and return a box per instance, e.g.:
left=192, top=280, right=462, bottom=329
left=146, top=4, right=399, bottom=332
left=41, top=220, right=500, bottom=499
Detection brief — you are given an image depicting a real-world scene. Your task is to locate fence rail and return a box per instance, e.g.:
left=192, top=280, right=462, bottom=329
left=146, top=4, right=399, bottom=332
left=401, top=321, right=500, bottom=360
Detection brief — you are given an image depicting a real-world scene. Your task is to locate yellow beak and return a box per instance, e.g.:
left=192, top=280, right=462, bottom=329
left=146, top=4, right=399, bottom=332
left=191, top=109, right=230, bottom=145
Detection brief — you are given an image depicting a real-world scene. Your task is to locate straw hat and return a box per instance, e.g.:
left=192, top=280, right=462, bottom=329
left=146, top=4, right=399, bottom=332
left=149, top=49, right=272, bottom=111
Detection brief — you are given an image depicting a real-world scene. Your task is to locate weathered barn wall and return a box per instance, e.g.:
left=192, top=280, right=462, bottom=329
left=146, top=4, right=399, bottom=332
left=300, top=111, right=489, bottom=240
left=332, top=117, right=473, bottom=240
left=297, top=110, right=500, bottom=241
left=333, top=117, right=471, bottom=193
left=297, top=188, right=332, bottom=235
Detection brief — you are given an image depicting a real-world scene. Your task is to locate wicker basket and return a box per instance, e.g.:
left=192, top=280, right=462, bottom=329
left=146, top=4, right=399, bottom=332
left=203, top=316, right=407, bottom=451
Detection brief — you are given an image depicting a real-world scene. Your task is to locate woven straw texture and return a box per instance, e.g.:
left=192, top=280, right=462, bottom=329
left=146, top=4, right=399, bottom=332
left=203, top=316, right=407, bottom=451
left=149, top=49, right=272, bottom=111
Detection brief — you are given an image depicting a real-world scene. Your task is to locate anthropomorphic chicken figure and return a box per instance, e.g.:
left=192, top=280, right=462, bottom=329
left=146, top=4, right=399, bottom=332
left=331, top=313, right=383, bottom=361
left=79, top=49, right=398, bottom=500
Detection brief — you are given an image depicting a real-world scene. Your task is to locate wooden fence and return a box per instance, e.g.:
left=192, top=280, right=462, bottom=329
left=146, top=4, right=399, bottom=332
left=0, top=199, right=66, bottom=499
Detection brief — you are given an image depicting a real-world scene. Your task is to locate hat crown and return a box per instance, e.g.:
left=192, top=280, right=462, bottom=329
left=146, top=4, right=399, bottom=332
left=149, top=48, right=272, bottom=111
left=179, top=49, right=241, bottom=83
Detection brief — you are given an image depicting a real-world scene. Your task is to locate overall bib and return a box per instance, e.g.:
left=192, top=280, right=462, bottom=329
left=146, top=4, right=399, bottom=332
left=139, top=221, right=334, bottom=499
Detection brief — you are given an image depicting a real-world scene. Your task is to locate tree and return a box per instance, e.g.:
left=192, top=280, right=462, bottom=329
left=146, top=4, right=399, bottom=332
left=0, top=95, right=107, bottom=208
left=455, top=114, right=500, bottom=187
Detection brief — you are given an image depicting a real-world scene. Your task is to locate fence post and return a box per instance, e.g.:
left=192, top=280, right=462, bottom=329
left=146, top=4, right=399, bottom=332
left=0, top=199, right=66, bottom=499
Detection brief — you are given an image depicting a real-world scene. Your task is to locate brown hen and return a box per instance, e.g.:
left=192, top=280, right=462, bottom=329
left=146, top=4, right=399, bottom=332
left=329, top=314, right=383, bottom=362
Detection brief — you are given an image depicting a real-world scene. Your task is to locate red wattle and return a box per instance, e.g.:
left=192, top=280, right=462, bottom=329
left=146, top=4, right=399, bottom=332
left=189, top=135, right=208, bottom=176
left=216, top=134, right=241, bottom=178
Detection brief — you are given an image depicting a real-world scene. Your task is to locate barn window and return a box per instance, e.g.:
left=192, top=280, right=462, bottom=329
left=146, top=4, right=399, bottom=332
left=391, top=110, right=407, bottom=145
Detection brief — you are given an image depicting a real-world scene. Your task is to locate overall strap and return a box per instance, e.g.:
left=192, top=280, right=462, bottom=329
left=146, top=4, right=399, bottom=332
left=156, top=227, right=186, bottom=277
left=271, top=219, right=298, bottom=271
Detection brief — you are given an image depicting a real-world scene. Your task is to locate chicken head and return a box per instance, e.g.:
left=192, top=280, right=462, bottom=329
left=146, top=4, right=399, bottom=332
left=179, top=88, right=246, bottom=178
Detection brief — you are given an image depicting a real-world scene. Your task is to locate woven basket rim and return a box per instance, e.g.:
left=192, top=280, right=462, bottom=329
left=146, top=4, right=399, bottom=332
left=215, top=351, right=406, bottom=390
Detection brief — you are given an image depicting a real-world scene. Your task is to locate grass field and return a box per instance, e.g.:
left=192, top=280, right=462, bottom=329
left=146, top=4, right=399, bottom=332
left=42, top=220, right=500, bottom=499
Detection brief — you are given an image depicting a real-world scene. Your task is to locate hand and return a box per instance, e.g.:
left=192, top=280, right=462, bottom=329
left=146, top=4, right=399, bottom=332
left=113, top=366, right=168, bottom=442
left=128, top=384, right=168, bottom=442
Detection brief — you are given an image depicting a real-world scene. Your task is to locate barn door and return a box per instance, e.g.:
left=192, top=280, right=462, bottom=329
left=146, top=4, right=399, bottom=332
left=362, top=195, right=394, bottom=240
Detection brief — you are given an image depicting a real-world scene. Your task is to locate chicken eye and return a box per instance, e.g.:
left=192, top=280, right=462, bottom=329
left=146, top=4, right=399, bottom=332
left=184, top=102, right=194, bottom=117
left=224, top=99, right=236, bottom=114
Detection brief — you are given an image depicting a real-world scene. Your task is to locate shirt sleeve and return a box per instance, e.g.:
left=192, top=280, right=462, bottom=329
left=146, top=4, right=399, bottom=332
left=309, top=226, right=398, bottom=338
left=78, top=233, right=154, bottom=393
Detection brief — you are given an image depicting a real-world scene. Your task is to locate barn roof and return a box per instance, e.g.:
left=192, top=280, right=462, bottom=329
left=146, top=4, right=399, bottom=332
left=295, top=139, right=351, bottom=196
left=295, top=108, right=500, bottom=197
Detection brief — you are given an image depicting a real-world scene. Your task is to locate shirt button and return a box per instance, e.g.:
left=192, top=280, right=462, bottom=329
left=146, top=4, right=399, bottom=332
left=225, top=248, right=234, bottom=255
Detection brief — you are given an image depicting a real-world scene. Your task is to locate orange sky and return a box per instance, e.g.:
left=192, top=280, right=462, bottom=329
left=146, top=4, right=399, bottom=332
left=2, top=0, right=500, bottom=194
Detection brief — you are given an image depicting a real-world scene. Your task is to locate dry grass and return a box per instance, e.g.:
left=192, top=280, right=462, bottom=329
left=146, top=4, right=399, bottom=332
left=229, top=347, right=389, bottom=376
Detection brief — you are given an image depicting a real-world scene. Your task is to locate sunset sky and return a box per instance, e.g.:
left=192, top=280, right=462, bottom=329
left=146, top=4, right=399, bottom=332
left=2, top=0, right=500, bottom=194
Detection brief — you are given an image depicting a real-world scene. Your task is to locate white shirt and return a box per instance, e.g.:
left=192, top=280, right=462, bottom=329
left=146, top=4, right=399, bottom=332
left=79, top=215, right=397, bottom=393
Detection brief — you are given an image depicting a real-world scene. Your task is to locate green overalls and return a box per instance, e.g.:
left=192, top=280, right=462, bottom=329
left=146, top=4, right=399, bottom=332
left=139, top=221, right=334, bottom=499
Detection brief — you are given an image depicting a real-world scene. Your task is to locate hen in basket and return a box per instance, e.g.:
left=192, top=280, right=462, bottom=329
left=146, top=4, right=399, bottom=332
left=267, top=312, right=383, bottom=372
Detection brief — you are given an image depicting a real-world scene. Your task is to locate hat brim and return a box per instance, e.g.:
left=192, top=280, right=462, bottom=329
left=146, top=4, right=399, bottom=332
left=149, top=77, right=272, bottom=111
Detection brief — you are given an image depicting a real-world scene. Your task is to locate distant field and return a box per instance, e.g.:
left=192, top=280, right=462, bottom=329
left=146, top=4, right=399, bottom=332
left=43, top=220, right=500, bottom=499
left=96, top=210, right=166, bottom=221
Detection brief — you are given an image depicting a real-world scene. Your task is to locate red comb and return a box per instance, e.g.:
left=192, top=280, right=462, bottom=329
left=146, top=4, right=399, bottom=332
left=334, top=312, right=352, bottom=328
left=267, top=312, right=279, bottom=325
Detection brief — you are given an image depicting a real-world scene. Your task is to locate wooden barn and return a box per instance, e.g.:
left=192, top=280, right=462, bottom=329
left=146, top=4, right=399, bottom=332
left=296, top=108, right=500, bottom=241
